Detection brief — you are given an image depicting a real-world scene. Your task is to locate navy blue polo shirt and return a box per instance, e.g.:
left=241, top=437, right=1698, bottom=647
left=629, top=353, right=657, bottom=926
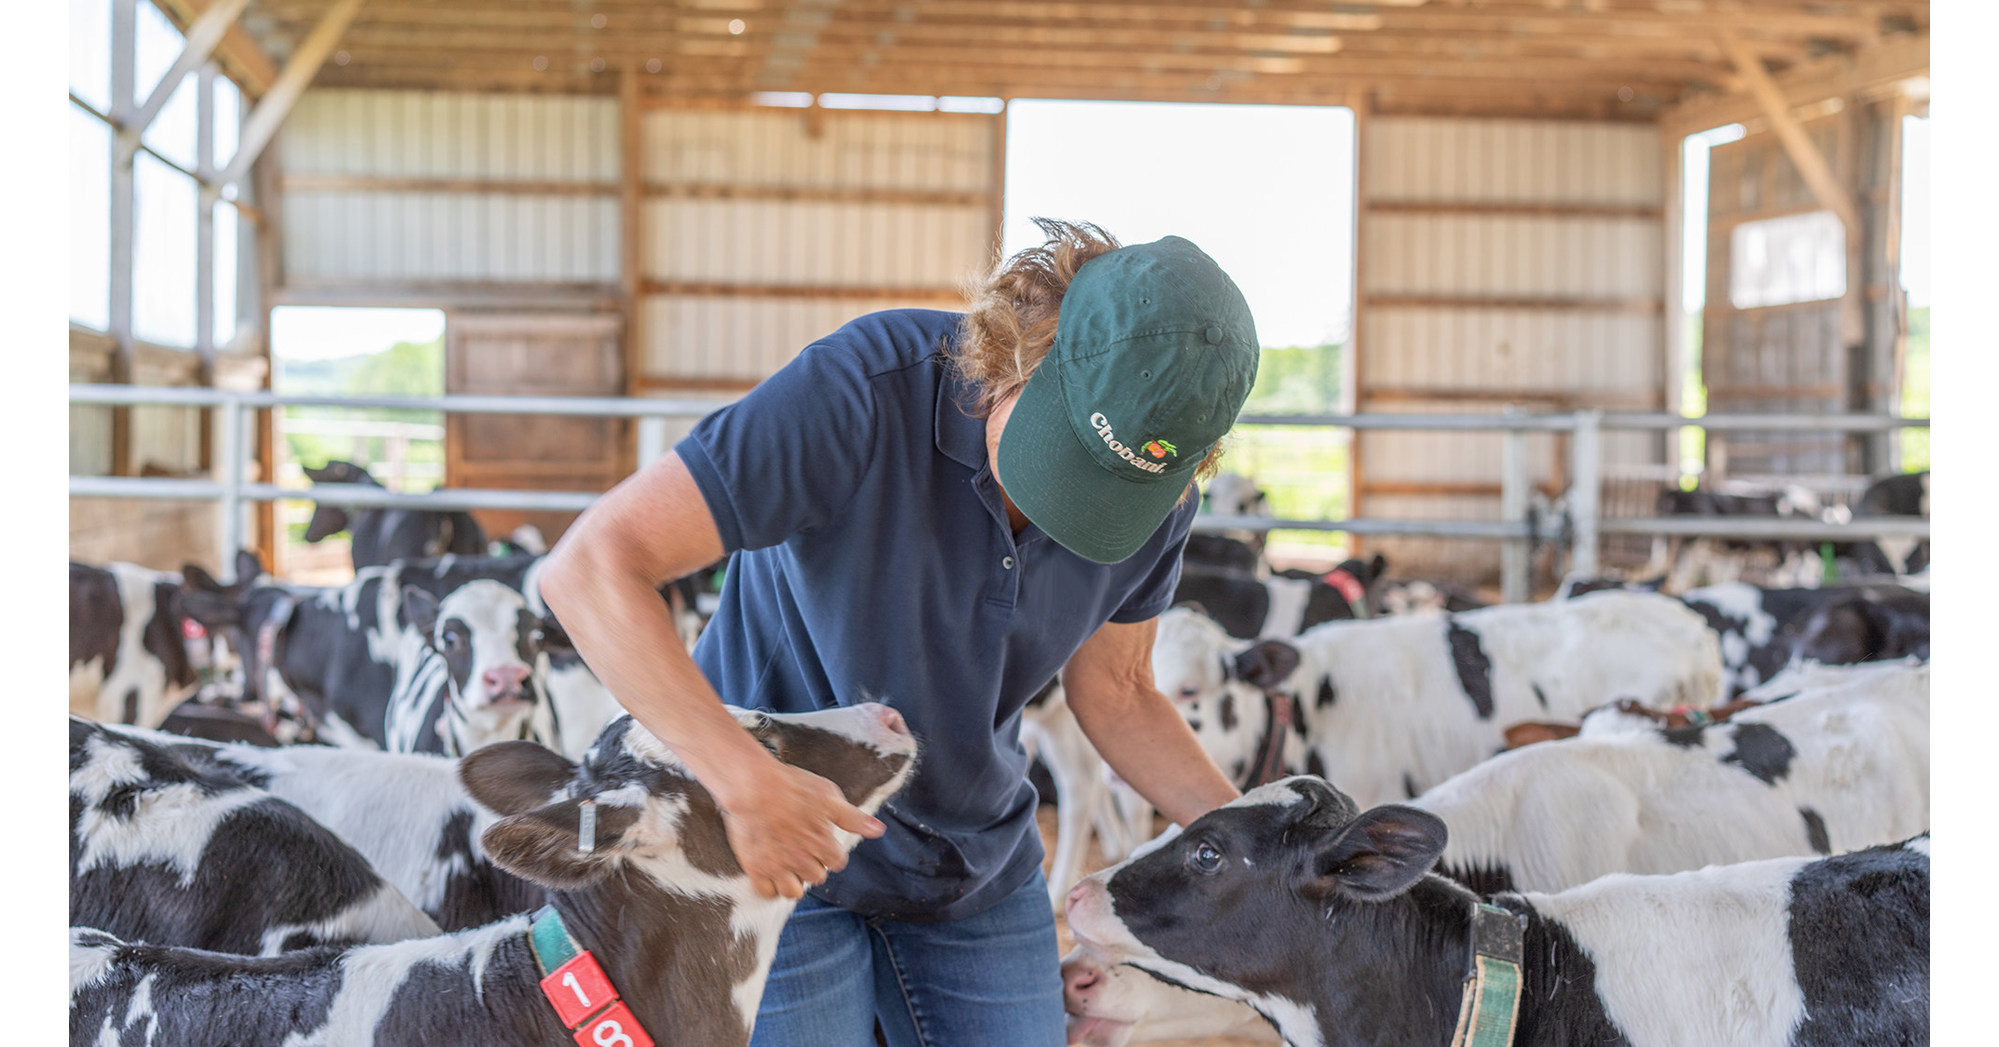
left=676, top=308, right=1195, bottom=922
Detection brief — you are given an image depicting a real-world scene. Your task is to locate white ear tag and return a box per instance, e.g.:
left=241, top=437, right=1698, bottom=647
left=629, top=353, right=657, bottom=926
left=577, top=799, right=598, bottom=853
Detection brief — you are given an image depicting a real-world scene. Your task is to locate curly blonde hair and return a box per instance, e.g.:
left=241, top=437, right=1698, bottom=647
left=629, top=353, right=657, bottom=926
left=951, top=217, right=1227, bottom=483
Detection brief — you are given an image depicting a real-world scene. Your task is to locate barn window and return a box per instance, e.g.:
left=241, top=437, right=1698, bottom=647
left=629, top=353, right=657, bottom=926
left=71, top=107, right=113, bottom=332
left=1728, top=210, right=1847, bottom=310
left=136, top=0, right=198, bottom=171
left=69, top=0, right=111, bottom=113
left=133, top=152, right=199, bottom=347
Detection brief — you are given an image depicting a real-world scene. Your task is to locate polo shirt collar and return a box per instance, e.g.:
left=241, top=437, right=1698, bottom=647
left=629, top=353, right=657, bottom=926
left=935, top=371, right=990, bottom=471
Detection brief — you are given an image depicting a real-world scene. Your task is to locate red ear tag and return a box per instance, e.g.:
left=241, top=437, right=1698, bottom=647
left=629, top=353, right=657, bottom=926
left=573, top=1000, right=654, bottom=1047
left=540, top=951, right=619, bottom=1028
left=182, top=619, right=207, bottom=641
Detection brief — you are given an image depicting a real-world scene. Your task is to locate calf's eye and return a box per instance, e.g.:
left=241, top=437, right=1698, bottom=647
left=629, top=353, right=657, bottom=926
left=1189, top=841, right=1224, bottom=873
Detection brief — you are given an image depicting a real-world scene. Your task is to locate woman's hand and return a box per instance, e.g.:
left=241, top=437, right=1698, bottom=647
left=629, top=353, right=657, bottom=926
left=704, top=747, right=888, bottom=900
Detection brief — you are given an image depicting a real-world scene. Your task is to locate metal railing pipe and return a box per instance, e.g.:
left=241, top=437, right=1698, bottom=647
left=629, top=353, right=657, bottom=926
left=68, top=384, right=730, bottom=419
left=1598, top=517, right=1931, bottom=540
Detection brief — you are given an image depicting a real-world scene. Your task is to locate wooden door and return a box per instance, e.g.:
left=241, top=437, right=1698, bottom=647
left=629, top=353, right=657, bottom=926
left=444, top=312, right=626, bottom=545
left=1702, top=99, right=1904, bottom=479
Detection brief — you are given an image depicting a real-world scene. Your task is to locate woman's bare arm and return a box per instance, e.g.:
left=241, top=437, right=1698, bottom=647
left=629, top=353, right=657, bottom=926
left=537, top=451, right=883, bottom=899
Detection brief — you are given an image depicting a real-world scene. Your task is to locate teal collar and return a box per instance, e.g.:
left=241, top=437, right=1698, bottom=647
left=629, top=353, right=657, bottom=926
left=527, top=906, right=658, bottom=1047
left=528, top=904, right=582, bottom=976
left=1449, top=902, right=1527, bottom=1047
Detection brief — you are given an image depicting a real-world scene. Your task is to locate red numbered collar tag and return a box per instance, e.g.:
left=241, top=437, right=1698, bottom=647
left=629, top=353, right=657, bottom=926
left=574, top=1000, right=653, bottom=1047
left=540, top=951, right=620, bottom=1028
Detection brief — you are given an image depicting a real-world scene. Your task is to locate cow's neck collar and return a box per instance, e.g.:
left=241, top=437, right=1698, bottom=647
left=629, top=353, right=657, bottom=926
left=1244, top=690, right=1297, bottom=790
left=1446, top=900, right=1527, bottom=1047
left=1322, top=567, right=1368, bottom=616
left=254, top=592, right=302, bottom=737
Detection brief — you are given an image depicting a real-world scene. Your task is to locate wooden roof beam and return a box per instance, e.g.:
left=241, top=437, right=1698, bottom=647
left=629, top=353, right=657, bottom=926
left=154, top=0, right=277, bottom=94
left=132, top=0, right=254, bottom=134
left=216, top=0, right=367, bottom=189
left=1661, top=30, right=1927, bottom=135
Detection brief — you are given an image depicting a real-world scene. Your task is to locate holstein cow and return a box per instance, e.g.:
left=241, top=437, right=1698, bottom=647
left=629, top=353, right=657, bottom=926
left=1066, top=777, right=1928, bottom=1047
left=1171, top=557, right=1381, bottom=641
left=173, top=557, right=552, bottom=750
left=70, top=717, right=439, bottom=955
left=71, top=704, right=917, bottom=1047
left=302, top=459, right=487, bottom=569
left=386, top=581, right=559, bottom=756
left=1021, top=679, right=1164, bottom=909
left=115, top=725, right=546, bottom=932
left=69, top=555, right=256, bottom=728
left=1150, top=592, right=1723, bottom=807
left=1063, top=663, right=1930, bottom=1044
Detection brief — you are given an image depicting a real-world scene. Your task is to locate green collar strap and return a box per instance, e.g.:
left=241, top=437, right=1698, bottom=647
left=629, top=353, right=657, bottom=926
left=528, top=904, right=582, bottom=976
left=1449, top=902, right=1527, bottom=1047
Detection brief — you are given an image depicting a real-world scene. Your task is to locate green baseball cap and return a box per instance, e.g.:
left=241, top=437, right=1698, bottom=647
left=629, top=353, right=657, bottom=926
left=995, top=235, right=1259, bottom=564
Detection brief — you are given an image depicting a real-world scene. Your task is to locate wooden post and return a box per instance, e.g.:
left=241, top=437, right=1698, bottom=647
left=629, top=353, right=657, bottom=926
left=1345, top=87, right=1372, bottom=554
left=215, top=0, right=367, bottom=191
left=108, top=0, right=138, bottom=477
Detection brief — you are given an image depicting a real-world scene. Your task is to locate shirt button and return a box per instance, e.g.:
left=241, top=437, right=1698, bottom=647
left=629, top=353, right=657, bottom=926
left=1002, top=556, right=1015, bottom=570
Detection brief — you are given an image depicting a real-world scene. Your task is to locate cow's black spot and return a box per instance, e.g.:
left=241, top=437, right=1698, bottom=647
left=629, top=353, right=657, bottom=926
left=1305, top=751, right=1327, bottom=778
left=1403, top=773, right=1421, bottom=800
left=1316, top=675, right=1337, bottom=709
left=1230, top=759, right=1247, bottom=783
left=1026, top=678, right=1059, bottom=709
left=1531, top=683, right=1549, bottom=710
left=1661, top=725, right=1707, bottom=748
left=1800, top=808, right=1831, bottom=855
left=1446, top=620, right=1494, bottom=719
left=1441, top=859, right=1517, bottom=896
left=1722, top=723, right=1797, bottom=785
left=1783, top=841, right=1929, bottom=1046
left=1218, top=693, right=1238, bottom=733
left=1186, top=717, right=1203, bottom=732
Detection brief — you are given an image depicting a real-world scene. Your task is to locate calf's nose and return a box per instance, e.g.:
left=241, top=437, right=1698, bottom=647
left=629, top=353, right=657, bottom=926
left=872, top=705, right=909, bottom=736
left=1063, top=961, right=1103, bottom=1008
left=483, top=663, right=532, bottom=699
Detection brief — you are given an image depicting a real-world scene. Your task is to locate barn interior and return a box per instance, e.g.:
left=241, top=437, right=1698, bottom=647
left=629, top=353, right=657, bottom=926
left=69, top=0, right=1932, bottom=592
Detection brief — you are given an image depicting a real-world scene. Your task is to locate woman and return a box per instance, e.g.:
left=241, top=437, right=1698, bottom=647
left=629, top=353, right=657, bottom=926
left=539, top=219, right=1259, bottom=1045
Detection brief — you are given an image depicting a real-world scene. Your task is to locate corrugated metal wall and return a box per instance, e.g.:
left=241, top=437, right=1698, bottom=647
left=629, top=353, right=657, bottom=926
left=1357, top=117, right=1668, bottom=585
left=638, top=107, right=996, bottom=383
left=278, top=90, right=621, bottom=283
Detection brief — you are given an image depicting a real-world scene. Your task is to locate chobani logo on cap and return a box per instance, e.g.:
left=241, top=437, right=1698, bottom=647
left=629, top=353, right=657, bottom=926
left=1090, top=413, right=1168, bottom=474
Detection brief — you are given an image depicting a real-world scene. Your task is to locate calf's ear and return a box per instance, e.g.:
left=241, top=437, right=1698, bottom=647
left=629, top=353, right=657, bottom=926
left=1232, top=640, right=1301, bottom=691
left=234, top=550, right=265, bottom=586
left=461, top=740, right=578, bottom=815
left=1502, top=722, right=1580, bottom=749
left=303, top=504, right=350, bottom=543
left=1367, top=554, right=1388, bottom=583
left=173, top=569, right=241, bottom=628
left=402, top=586, right=441, bottom=642
left=1300, top=804, right=1448, bottom=903
left=482, top=797, right=642, bottom=890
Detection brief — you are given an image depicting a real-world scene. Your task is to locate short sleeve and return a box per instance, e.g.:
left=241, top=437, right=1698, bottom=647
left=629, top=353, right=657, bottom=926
left=1108, top=494, right=1198, bottom=624
left=675, top=342, right=881, bottom=553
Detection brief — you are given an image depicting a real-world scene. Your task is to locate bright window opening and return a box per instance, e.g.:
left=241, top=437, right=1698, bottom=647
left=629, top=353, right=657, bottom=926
left=1728, top=210, right=1847, bottom=310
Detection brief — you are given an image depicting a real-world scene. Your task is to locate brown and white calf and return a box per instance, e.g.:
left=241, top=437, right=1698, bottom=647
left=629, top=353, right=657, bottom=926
left=70, top=716, right=438, bottom=956
left=1066, top=777, right=1927, bottom=1047
left=72, top=704, right=917, bottom=1047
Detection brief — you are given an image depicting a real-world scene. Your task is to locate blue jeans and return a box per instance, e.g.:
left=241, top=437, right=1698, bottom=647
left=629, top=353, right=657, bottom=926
left=748, top=867, right=1067, bottom=1047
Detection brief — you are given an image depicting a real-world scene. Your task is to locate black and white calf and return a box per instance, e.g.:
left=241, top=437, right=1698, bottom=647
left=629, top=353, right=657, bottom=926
left=1066, top=777, right=1928, bottom=1047
left=71, top=704, right=918, bottom=1047
left=70, top=557, right=252, bottom=728
left=1171, top=557, right=1381, bottom=641
left=302, top=459, right=488, bottom=570
left=1673, top=582, right=1929, bottom=695
left=388, top=581, right=559, bottom=755
left=70, top=717, right=438, bottom=955
left=118, top=726, right=545, bottom=931
left=1150, top=591, right=1723, bottom=807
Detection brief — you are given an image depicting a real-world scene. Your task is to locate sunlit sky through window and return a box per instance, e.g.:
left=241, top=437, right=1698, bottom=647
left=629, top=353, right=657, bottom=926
left=271, top=307, right=445, bottom=362
left=1002, top=100, right=1355, bottom=350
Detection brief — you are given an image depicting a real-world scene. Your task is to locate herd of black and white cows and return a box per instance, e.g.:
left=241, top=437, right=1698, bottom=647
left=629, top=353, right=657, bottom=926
left=67, top=466, right=1929, bottom=1046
